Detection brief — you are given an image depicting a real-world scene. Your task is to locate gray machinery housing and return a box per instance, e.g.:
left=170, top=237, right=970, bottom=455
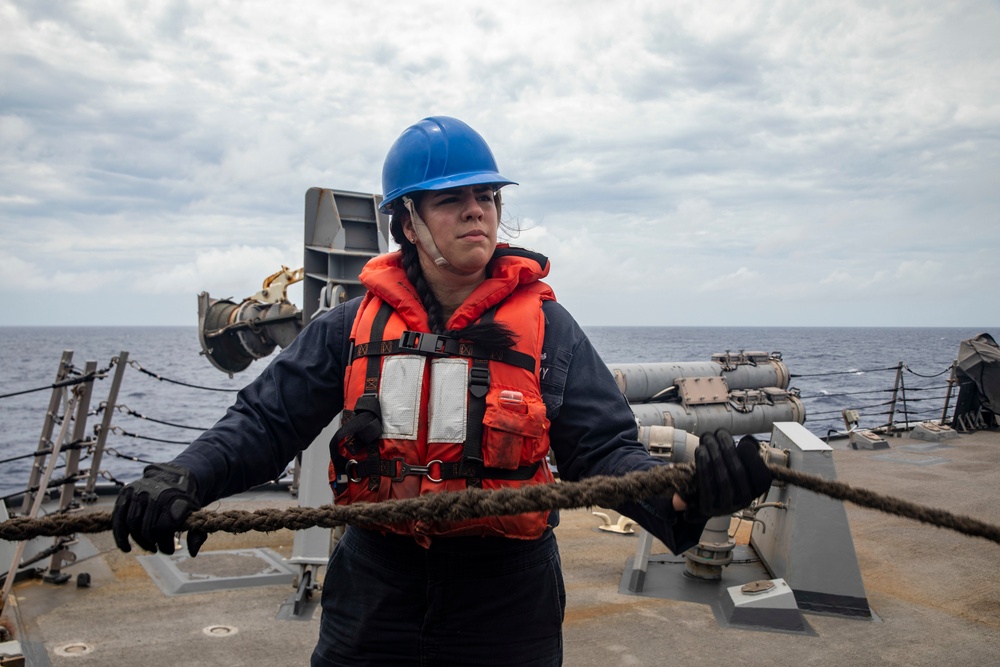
left=750, top=422, right=871, bottom=617
left=302, top=188, right=390, bottom=321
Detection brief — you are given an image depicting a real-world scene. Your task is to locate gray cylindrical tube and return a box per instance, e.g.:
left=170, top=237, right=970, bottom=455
left=609, top=362, right=722, bottom=402
left=630, top=396, right=805, bottom=436
left=636, top=425, right=700, bottom=463
left=609, top=359, right=790, bottom=403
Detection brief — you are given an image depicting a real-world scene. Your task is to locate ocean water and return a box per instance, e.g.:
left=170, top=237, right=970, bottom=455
left=0, top=325, right=990, bottom=498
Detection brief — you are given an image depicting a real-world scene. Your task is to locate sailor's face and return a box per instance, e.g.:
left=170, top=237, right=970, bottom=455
left=414, top=185, right=498, bottom=276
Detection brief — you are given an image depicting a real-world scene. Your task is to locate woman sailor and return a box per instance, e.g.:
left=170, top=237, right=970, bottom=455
left=112, top=116, right=771, bottom=666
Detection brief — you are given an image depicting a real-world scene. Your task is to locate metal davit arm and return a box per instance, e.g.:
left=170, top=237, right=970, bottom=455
left=196, top=268, right=304, bottom=377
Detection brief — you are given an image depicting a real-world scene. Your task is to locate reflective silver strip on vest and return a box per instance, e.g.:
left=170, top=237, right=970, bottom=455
left=380, top=355, right=425, bottom=440
left=427, top=358, right=469, bottom=443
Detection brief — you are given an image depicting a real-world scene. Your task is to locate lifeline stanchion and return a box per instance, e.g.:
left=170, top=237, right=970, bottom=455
left=1, top=387, right=80, bottom=615
left=83, top=351, right=129, bottom=500
left=21, top=352, right=74, bottom=515
left=44, top=360, right=99, bottom=583
left=2, top=463, right=999, bottom=546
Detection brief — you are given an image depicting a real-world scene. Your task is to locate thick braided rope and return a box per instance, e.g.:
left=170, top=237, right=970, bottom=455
left=2, top=463, right=999, bottom=545
left=768, top=466, right=1000, bottom=543
left=0, top=465, right=690, bottom=541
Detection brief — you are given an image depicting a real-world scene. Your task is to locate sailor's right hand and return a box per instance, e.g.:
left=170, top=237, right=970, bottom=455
left=683, top=430, right=772, bottom=519
left=112, top=462, right=206, bottom=556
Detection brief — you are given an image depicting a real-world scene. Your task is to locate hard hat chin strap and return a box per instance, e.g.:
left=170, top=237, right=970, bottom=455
left=403, top=196, right=449, bottom=267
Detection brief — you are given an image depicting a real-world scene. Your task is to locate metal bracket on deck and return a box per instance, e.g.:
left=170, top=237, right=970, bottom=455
left=293, top=566, right=315, bottom=616
left=751, top=422, right=872, bottom=618
left=622, top=422, right=873, bottom=631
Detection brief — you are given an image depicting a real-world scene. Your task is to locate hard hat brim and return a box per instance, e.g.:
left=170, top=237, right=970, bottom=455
left=379, top=172, right=517, bottom=214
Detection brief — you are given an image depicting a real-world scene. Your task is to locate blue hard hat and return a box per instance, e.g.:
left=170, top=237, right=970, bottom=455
left=379, top=116, right=517, bottom=214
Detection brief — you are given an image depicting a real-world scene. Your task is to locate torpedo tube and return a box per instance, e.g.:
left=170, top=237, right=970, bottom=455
left=608, top=351, right=804, bottom=436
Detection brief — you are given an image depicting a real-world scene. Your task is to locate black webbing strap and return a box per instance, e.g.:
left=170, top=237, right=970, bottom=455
left=364, top=302, right=394, bottom=491
left=346, top=457, right=540, bottom=483
left=332, top=397, right=383, bottom=457
left=353, top=332, right=536, bottom=373
left=330, top=302, right=394, bottom=491
left=364, top=303, right=395, bottom=392
left=461, top=308, right=497, bottom=489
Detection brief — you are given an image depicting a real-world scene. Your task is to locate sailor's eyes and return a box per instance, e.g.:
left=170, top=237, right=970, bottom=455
left=430, top=193, right=495, bottom=206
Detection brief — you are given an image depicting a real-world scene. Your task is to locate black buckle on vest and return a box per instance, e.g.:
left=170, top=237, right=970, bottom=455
left=469, top=366, right=490, bottom=399
left=399, top=331, right=451, bottom=356
left=389, top=457, right=444, bottom=483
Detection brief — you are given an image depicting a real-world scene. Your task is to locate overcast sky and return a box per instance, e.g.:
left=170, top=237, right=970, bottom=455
left=2, top=0, right=998, bottom=328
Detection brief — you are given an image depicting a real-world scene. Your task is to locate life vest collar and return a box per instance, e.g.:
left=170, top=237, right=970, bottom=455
left=358, top=244, right=551, bottom=331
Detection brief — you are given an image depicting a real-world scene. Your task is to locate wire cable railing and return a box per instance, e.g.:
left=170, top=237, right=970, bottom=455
left=1, top=354, right=250, bottom=516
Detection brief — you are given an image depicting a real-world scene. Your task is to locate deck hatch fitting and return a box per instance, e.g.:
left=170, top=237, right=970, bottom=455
left=203, top=625, right=239, bottom=638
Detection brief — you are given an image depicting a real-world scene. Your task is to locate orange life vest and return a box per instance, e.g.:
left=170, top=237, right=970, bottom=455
left=329, top=246, right=557, bottom=544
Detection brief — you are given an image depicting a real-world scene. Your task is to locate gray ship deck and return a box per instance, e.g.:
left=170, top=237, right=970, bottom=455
left=4, top=428, right=999, bottom=666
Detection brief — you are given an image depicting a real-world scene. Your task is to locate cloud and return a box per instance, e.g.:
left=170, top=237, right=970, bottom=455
left=133, top=244, right=301, bottom=296
left=0, top=248, right=125, bottom=292
left=1, top=0, right=998, bottom=326
left=698, top=267, right=761, bottom=293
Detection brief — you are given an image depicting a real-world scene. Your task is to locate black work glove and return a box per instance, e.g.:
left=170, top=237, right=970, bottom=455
left=112, top=462, right=207, bottom=556
left=684, top=430, right=773, bottom=519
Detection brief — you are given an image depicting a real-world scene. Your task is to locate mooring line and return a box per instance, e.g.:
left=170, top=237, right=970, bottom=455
left=767, top=466, right=1000, bottom=543
left=1, top=463, right=998, bottom=546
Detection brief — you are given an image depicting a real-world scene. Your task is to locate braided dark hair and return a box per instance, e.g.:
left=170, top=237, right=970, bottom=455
left=399, top=239, right=448, bottom=334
